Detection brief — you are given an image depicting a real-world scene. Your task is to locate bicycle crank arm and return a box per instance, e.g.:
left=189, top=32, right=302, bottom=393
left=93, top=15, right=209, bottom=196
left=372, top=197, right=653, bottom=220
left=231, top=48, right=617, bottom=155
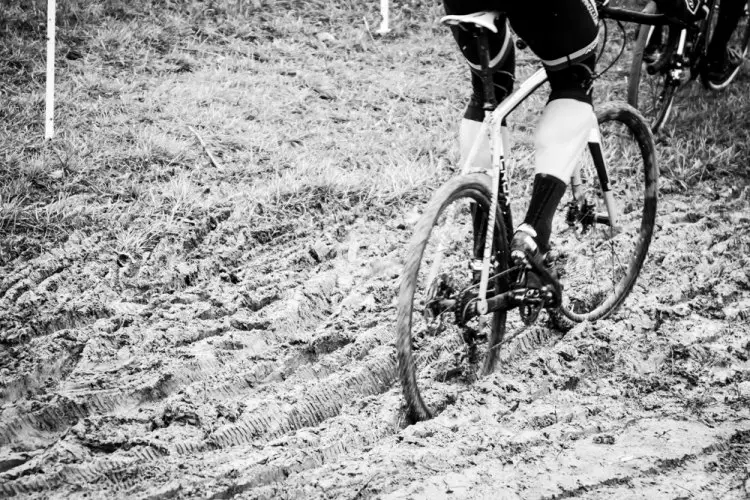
left=423, top=299, right=456, bottom=320
left=461, top=287, right=551, bottom=323
left=460, top=291, right=515, bottom=323
left=526, top=258, right=563, bottom=308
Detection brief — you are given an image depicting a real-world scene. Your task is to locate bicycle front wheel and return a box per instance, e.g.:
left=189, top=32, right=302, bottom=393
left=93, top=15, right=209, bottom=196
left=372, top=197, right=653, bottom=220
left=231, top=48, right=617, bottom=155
left=551, top=103, right=658, bottom=325
left=627, top=1, right=678, bottom=134
left=396, top=173, right=510, bottom=423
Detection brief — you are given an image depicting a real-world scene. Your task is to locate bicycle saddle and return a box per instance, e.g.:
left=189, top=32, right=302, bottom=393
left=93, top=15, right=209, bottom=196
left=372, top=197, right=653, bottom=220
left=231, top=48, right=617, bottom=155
left=440, top=11, right=501, bottom=32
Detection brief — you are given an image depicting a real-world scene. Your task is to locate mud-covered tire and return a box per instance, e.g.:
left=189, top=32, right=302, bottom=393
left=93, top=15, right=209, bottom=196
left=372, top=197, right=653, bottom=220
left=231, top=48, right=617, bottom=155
left=550, top=102, right=658, bottom=326
left=396, top=173, right=510, bottom=423
left=627, top=1, right=677, bottom=134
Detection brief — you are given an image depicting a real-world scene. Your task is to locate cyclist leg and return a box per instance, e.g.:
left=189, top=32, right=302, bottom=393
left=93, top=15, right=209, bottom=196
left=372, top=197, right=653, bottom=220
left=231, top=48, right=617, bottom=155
left=507, top=0, right=599, bottom=258
left=443, top=0, right=515, bottom=172
left=705, top=0, right=747, bottom=83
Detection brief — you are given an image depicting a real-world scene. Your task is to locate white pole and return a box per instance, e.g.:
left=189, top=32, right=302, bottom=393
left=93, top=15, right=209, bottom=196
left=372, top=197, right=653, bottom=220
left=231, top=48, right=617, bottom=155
left=45, top=0, right=56, bottom=140
left=377, top=0, right=390, bottom=33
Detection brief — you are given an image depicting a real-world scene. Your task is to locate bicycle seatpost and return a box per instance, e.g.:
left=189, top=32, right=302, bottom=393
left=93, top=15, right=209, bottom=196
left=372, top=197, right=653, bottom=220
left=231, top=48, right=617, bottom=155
left=476, top=29, right=498, bottom=111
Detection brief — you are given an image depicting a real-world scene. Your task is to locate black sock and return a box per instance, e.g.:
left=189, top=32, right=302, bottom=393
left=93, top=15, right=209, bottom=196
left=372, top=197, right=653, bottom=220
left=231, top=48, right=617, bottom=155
left=522, top=173, right=567, bottom=253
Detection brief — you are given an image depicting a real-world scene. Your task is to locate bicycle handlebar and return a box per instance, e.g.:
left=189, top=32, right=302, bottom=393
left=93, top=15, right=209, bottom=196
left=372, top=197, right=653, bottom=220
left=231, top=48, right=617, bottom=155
left=598, top=4, right=667, bottom=25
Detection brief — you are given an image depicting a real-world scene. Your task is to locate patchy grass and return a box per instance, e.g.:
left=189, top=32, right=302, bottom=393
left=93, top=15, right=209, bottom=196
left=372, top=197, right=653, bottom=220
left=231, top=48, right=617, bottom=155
left=0, top=0, right=748, bottom=267
left=0, top=0, right=457, bottom=265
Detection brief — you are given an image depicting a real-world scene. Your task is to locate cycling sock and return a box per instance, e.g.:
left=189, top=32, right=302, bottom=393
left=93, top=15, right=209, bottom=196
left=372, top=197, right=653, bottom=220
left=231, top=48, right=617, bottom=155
left=522, top=173, right=567, bottom=253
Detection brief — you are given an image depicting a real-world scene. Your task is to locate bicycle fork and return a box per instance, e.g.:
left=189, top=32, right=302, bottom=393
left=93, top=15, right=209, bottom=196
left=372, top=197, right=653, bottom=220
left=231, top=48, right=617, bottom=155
left=570, top=124, right=622, bottom=237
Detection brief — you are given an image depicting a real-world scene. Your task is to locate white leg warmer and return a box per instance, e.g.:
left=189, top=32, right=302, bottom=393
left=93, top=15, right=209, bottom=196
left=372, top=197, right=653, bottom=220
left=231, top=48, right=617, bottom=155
left=534, top=99, right=597, bottom=183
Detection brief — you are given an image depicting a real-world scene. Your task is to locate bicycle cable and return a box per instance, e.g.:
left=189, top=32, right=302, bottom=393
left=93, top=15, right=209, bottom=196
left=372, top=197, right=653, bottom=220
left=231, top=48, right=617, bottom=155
left=592, top=18, right=627, bottom=80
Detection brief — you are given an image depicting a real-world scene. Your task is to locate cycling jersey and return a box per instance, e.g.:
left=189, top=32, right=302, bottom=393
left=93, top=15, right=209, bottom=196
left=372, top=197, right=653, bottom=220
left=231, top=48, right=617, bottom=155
left=444, top=0, right=600, bottom=120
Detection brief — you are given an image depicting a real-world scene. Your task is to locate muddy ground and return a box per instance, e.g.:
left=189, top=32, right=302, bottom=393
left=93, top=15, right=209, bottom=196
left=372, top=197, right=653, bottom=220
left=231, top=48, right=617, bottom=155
left=1, top=1, right=750, bottom=498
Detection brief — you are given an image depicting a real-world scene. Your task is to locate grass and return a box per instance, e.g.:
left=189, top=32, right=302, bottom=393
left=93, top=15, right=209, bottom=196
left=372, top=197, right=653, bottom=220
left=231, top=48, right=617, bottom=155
left=0, top=0, right=748, bottom=268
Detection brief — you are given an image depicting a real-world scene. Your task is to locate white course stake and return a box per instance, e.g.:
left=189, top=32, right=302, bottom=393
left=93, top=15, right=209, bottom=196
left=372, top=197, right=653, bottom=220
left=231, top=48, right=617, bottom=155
left=45, top=0, right=56, bottom=140
left=377, top=0, right=390, bottom=33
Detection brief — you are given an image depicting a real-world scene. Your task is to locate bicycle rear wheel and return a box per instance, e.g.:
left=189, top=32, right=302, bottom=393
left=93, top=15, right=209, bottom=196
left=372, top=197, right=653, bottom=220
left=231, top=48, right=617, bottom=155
left=627, top=1, right=678, bottom=134
left=701, top=0, right=750, bottom=90
left=396, top=173, right=510, bottom=422
left=550, top=103, right=658, bottom=325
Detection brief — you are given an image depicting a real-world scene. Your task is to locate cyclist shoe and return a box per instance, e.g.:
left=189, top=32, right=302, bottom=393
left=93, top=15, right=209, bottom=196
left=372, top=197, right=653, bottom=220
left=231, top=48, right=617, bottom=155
left=510, top=224, right=544, bottom=269
left=705, top=47, right=744, bottom=89
left=509, top=224, right=555, bottom=290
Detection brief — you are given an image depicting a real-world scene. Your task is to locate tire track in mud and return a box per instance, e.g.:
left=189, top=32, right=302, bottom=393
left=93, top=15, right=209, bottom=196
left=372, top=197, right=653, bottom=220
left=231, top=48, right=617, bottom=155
left=0, top=211, right=416, bottom=496
left=203, top=346, right=397, bottom=451
left=205, top=420, right=399, bottom=499
left=0, top=239, right=592, bottom=498
left=0, top=240, right=113, bottom=344
left=499, top=321, right=567, bottom=365
left=0, top=315, right=287, bottom=448
left=0, top=310, right=403, bottom=495
left=198, top=327, right=574, bottom=498
left=193, top=320, right=573, bottom=497
left=0, top=334, right=402, bottom=495
left=3, top=175, right=750, bottom=498
left=0, top=255, right=446, bottom=497
left=0, top=249, right=74, bottom=301
left=0, top=210, right=302, bottom=440
left=1, top=209, right=236, bottom=346
left=0, top=313, right=317, bottom=443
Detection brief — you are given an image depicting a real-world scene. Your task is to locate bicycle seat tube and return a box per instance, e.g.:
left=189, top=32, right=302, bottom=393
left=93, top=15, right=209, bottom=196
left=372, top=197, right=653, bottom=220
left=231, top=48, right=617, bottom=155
left=476, top=28, right=498, bottom=111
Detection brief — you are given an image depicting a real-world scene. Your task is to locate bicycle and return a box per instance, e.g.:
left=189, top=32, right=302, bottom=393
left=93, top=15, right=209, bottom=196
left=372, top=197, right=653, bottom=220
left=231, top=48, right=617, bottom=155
left=395, top=7, right=660, bottom=423
left=628, top=0, right=750, bottom=133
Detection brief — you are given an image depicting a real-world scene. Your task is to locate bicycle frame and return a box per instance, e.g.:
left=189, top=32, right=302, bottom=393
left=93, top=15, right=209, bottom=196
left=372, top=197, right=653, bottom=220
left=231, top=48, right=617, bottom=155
left=459, top=43, right=619, bottom=317
left=460, top=68, right=546, bottom=315
left=598, top=1, right=666, bottom=24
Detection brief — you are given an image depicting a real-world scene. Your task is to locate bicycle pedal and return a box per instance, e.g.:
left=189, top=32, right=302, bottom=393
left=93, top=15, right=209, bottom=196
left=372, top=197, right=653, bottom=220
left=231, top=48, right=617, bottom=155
left=520, top=302, right=542, bottom=325
left=510, top=250, right=531, bottom=268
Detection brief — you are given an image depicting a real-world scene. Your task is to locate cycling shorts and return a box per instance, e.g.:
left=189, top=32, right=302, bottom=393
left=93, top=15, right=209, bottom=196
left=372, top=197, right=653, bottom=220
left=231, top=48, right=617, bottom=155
left=444, top=0, right=600, bottom=120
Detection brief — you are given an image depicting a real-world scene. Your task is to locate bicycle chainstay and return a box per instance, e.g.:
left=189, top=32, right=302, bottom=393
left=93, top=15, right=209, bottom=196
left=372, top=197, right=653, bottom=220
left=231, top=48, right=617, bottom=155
left=427, top=258, right=563, bottom=328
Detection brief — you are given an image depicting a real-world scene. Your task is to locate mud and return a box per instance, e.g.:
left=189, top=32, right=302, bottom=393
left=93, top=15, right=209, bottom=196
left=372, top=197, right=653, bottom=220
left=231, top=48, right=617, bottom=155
left=1, top=181, right=749, bottom=498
